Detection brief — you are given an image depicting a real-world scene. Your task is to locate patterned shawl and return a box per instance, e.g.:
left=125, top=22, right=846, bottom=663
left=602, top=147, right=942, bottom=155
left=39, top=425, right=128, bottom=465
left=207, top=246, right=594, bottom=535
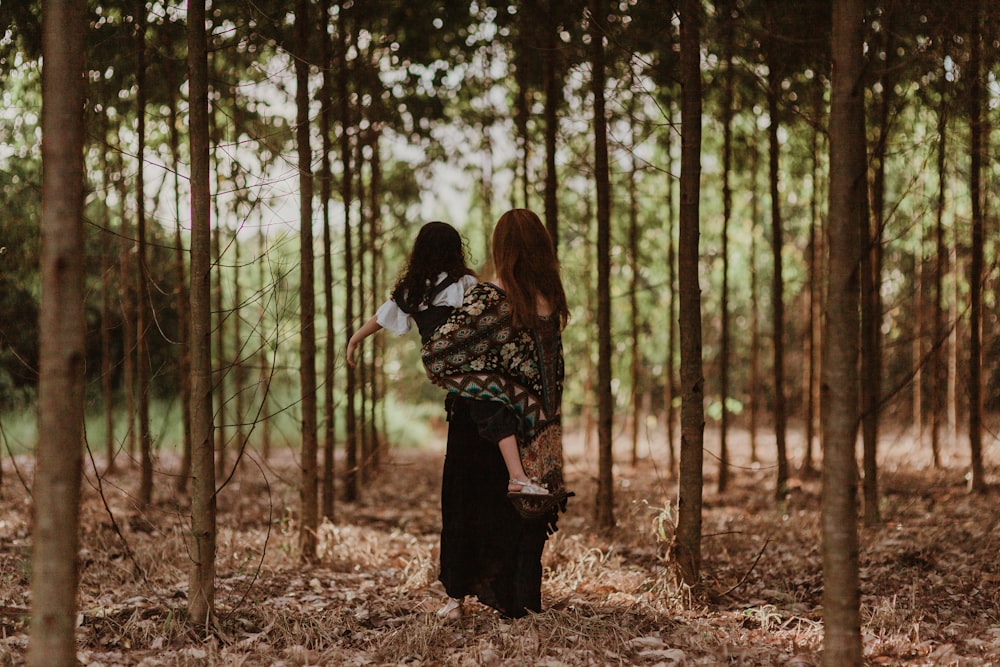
left=421, top=282, right=566, bottom=496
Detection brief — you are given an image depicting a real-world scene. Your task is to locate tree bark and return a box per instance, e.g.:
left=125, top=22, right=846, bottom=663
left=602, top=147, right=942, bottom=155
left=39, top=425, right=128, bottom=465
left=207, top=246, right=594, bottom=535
left=628, top=81, right=641, bottom=466
left=319, top=0, right=336, bottom=520
left=296, top=0, right=319, bottom=560
left=673, top=0, right=705, bottom=588
left=134, top=0, right=154, bottom=507
left=931, top=83, right=948, bottom=469
left=804, top=82, right=824, bottom=475
left=765, top=19, right=788, bottom=499
left=718, top=0, right=735, bottom=493
left=749, top=136, right=761, bottom=464
left=822, top=0, right=865, bottom=662
left=165, top=42, right=193, bottom=491
left=589, top=0, right=615, bottom=530
left=29, top=1, right=87, bottom=662
left=966, top=0, right=985, bottom=493
left=186, top=0, right=217, bottom=628
left=543, top=4, right=560, bottom=254
left=339, top=1, right=358, bottom=502
left=664, top=115, right=678, bottom=475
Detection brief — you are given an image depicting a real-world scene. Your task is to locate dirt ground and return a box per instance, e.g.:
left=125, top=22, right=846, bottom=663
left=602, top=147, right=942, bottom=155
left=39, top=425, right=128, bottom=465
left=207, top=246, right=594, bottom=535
left=1, top=425, right=998, bottom=666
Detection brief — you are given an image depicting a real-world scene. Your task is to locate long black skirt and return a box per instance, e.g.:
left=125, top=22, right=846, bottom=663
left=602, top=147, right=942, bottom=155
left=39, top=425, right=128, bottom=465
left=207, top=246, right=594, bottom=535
left=439, top=396, right=554, bottom=618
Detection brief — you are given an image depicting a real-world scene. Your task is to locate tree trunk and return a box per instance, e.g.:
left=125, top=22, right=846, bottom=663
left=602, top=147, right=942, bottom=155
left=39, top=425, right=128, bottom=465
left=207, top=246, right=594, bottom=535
left=211, top=114, right=226, bottom=481
left=862, top=17, right=897, bottom=525
left=319, top=0, right=336, bottom=520
left=804, top=83, right=824, bottom=475
left=29, top=2, right=87, bottom=662
left=186, top=0, right=217, bottom=627
left=967, top=0, right=985, bottom=493
left=339, top=2, right=358, bottom=502
left=765, top=29, right=788, bottom=500
left=296, top=0, right=319, bottom=560
left=717, top=0, right=735, bottom=493
left=119, top=159, right=136, bottom=465
left=134, top=0, right=154, bottom=507
left=664, top=118, right=678, bottom=474
left=355, top=137, right=370, bottom=484
left=673, top=0, right=705, bottom=588
left=165, top=44, right=192, bottom=491
left=98, top=118, right=116, bottom=474
left=931, top=95, right=947, bottom=469
left=589, top=0, right=615, bottom=530
left=543, top=5, right=560, bottom=254
left=515, top=73, right=531, bottom=209
left=368, top=131, right=384, bottom=468
left=749, top=136, right=761, bottom=464
left=628, top=83, right=641, bottom=466
left=821, top=1, right=864, bottom=662
left=258, top=227, right=272, bottom=462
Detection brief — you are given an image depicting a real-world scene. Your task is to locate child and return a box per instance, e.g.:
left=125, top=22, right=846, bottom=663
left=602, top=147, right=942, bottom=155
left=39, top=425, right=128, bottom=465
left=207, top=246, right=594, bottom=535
left=346, top=221, right=548, bottom=497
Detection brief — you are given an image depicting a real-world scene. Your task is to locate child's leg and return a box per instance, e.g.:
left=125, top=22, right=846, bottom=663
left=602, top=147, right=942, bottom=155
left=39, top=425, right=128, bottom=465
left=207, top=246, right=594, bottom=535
left=499, top=435, right=549, bottom=496
left=468, top=399, right=548, bottom=495
left=499, top=435, right=528, bottom=482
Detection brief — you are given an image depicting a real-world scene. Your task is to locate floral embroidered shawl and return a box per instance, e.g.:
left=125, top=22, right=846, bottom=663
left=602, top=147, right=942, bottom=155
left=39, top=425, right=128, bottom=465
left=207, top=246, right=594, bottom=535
left=421, top=282, right=566, bottom=496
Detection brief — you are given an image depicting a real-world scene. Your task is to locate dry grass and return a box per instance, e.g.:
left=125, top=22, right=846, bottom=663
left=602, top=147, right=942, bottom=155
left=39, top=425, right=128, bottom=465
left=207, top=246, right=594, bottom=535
left=1, top=425, right=999, bottom=665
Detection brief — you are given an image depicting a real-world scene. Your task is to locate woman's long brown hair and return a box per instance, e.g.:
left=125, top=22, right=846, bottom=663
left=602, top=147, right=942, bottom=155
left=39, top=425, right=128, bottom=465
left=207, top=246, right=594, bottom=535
left=492, top=209, right=569, bottom=329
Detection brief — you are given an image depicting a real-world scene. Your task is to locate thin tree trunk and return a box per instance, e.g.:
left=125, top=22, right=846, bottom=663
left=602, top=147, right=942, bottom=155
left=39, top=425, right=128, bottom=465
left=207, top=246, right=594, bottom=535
left=765, top=38, right=788, bottom=500
left=718, top=0, right=735, bottom=493
left=628, top=83, right=641, bottom=466
left=119, top=159, right=136, bottom=465
left=931, top=95, right=947, bottom=469
left=822, top=1, right=864, bottom=661
left=913, top=240, right=923, bottom=445
left=515, top=75, right=531, bottom=209
left=804, top=83, right=823, bottom=475
left=583, top=194, right=596, bottom=455
left=186, top=0, right=217, bottom=627
left=29, top=2, right=87, bottom=661
left=664, top=119, right=678, bottom=474
left=99, top=119, right=116, bottom=474
left=967, top=0, right=985, bottom=493
left=863, top=21, right=896, bottom=525
left=543, top=5, right=560, bottom=254
left=589, top=0, right=615, bottom=530
left=369, top=132, right=384, bottom=468
left=232, top=229, right=245, bottom=462
left=319, top=0, right=336, bottom=520
left=339, top=2, right=358, bottom=502
left=674, top=0, right=705, bottom=588
left=258, top=227, right=272, bottom=462
left=355, top=137, right=371, bottom=484
left=210, top=91, right=226, bottom=480
left=134, top=0, right=154, bottom=507
left=296, top=0, right=319, bottom=560
left=165, top=45, right=192, bottom=491
left=749, top=136, right=761, bottom=464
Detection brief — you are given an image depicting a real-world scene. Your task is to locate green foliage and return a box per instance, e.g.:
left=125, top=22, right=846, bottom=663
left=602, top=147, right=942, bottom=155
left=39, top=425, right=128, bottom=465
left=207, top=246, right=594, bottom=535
left=2, top=0, right=997, bottom=447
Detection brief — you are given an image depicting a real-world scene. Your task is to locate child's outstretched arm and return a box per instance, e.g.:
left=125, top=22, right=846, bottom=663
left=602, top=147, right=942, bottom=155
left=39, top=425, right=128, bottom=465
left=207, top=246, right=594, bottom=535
left=346, top=315, right=382, bottom=368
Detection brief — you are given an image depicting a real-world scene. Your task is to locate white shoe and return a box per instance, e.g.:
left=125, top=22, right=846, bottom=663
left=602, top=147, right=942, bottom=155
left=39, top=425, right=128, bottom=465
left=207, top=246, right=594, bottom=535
left=508, top=479, right=550, bottom=496
left=436, top=597, right=463, bottom=620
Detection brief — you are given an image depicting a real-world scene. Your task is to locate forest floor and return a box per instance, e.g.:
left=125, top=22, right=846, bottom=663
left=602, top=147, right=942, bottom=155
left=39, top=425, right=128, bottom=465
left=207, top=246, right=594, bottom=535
left=0, top=425, right=998, bottom=666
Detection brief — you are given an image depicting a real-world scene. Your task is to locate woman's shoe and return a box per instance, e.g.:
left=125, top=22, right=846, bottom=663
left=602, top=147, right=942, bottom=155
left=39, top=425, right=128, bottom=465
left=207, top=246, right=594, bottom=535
left=436, top=597, right=463, bottom=620
left=508, top=478, right=550, bottom=496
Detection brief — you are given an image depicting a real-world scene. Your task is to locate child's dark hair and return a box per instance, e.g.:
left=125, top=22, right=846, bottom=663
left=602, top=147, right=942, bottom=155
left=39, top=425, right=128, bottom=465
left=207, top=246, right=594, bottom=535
left=391, top=221, right=476, bottom=313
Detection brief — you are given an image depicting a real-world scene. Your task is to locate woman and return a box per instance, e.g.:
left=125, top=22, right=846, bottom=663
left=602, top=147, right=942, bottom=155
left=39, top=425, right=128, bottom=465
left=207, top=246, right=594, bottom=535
left=422, top=209, right=570, bottom=619
left=345, top=220, right=545, bottom=496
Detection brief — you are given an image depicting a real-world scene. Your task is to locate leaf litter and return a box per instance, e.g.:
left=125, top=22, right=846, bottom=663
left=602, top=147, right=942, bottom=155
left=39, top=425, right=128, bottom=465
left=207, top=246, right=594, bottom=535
left=0, top=428, right=998, bottom=666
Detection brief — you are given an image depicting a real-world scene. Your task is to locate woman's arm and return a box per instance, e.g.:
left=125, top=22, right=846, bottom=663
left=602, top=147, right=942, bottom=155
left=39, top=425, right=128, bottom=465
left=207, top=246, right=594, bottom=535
left=346, top=315, right=382, bottom=368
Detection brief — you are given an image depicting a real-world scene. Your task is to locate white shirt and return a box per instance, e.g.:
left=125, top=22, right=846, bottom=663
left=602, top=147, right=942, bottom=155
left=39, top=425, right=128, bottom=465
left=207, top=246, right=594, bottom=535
left=375, top=272, right=477, bottom=336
